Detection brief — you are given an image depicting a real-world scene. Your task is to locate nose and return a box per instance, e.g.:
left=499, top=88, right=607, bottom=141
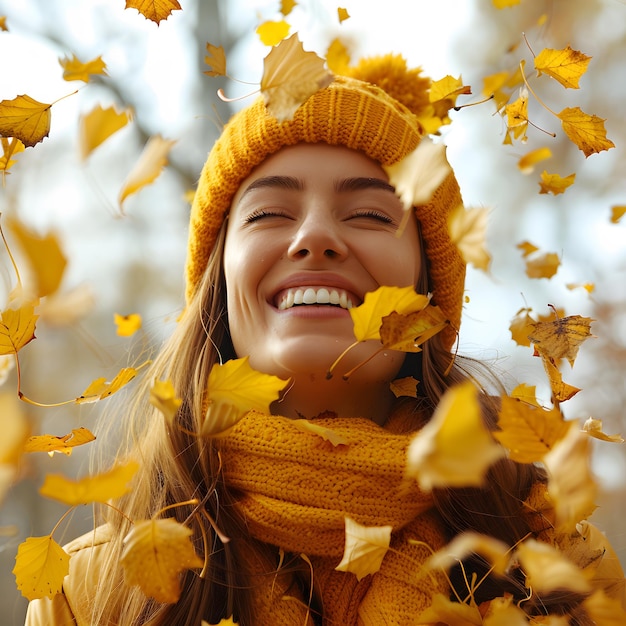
left=287, top=211, right=349, bottom=261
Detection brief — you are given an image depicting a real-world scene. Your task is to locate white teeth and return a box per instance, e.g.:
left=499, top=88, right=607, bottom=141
left=278, top=287, right=354, bottom=310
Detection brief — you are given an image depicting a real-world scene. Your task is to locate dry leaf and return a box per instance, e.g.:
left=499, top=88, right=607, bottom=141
left=76, top=364, right=143, bottom=403
left=256, top=20, right=290, bottom=46
left=516, top=240, right=539, bottom=258
left=280, top=0, right=296, bottom=16
left=39, top=460, right=138, bottom=506
left=416, top=592, right=483, bottom=625
left=581, top=417, right=624, bottom=443
left=79, top=105, right=131, bottom=160
left=610, top=205, right=626, bottom=224
left=149, top=379, right=182, bottom=425
left=335, top=516, right=391, bottom=581
left=390, top=376, right=419, bottom=398
left=509, top=307, right=536, bottom=347
left=557, top=107, right=615, bottom=157
left=539, top=171, right=576, bottom=195
left=337, top=7, right=350, bottom=22
left=59, top=54, right=107, bottom=82
left=121, top=518, right=203, bottom=603
left=447, top=204, right=491, bottom=271
left=0, top=302, right=39, bottom=356
left=261, top=34, right=333, bottom=122
left=406, top=381, right=505, bottom=490
left=482, top=594, right=529, bottom=625
left=525, top=251, right=560, bottom=279
left=539, top=352, right=582, bottom=402
left=290, top=419, right=349, bottom=446
left=379, top=306, right=448, bottom=352
left=0, top=94, right=52, bottom=147
left=118, top=134, right=176, bottom=208
left=504, top=87, right=529, bottom=142
left=326, top=38, right=350, bottom=74
left=518, top=146, right=552, bottom=174
left=114, top=312, right=142, bottom=337
left=125, top=0, right=182, bottom=24
left=13, top=536, right=70, bottom=601
left=24, top=427, right=95, bottom=456
left=528, top=313, right=594, bottom=367
left=1, top=137, right=25, bottom=177
left=534, top=45, right=591, bottom=89
left=204, top=42, right=227, bottom=77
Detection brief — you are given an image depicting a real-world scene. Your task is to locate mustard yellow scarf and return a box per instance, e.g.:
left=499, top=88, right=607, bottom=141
left=219, top=408, right=448, bottom=625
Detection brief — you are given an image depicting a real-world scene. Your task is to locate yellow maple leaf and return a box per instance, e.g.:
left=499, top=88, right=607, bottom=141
left=406, top=381, right=506, bottom=490
left=383, top=139, right=452, bottom=214
left=539, top=170, right=576, bottom=195
left=125, top=0, right=181, bottom=24
left=7, top=217, right=67, bottom=298
left=114, top=312, right=142, bottom=337
left=350, top=286, right=430, bottom=343
left=509, top=306, right=536, bottom=347
left=203, top=42, right=227, bottom=77
left=149, top=379, right=182, bottom=425
left=0, top=302, right=38, bottom=356
left=59, top=54, right=107, bottom=82
left=326, top=37, right=350, bottom=74
left=201, top=356, right=289, bottom=437
left=544, top=422, right=597, bottom=529
left=582, top=417, right=624, bottom=443
left=517, top=537, right=592, bottom=595
left=0, top=94, right=52, bottom=147
left=13, top=535, right=70, bottom=601
left=1, top=137, right=25, bottom=178
left=118, top=134, right=176, bottom=209
left=290, top=419, right=349, bottom=446
left=518, top=146, right=552, bottom=174
left=79, top=104, right=131, bottom=160
left=335, top=516, right=391, bottom=581
left=260, top=33, right=333, bottom=122
left=256, top=20, right=290, bottom=46
left=121, top=517, right=203, bottom=604
left=416, top=592, right=483, bottom=625
left=379, top=306, right=448, bottom=352
left=39, top=460, right=139, bottom=506
left=495, top=395, right=569, bottom=463
left=534, top=45, right=591, bottom=89
left=610, top=205, right=626, bottom=224
left=557, top=107, right=615, bottom=157
left=524, top=251, right=560, bottom=279
left=75, top=362, right=147, bottom=403
left=447, top=204, right=491, bottom=271
left=504, top=88, right=529, bottom=142
left=390, top=376, right=419, bottom=399
left=24, top=427, right=96, bottom=456
left=528, top=313, right=594, bottom=367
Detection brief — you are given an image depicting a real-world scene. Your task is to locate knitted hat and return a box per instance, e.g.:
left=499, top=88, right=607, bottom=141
left=186, top=54, right=465, bottom=349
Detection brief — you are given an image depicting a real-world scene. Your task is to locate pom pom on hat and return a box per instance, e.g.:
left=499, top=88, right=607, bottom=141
left=185, top=54, right=465, bottom=350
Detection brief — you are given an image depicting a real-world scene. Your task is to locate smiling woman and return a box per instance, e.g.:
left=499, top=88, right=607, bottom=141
left=24, top=52, right=624, bottom=626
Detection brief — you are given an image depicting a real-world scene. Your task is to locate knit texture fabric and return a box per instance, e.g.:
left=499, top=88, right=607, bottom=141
left=218, top=408, right=448, bottom=624
left=185, top=56, right=466, bottom=349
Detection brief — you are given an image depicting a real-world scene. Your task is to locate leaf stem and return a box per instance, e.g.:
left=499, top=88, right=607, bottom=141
left=519, top=61, right=558, bottom=119
left=0, top=214, right=22, bottom=289
left=341, top=347, right=383, bottom=381
left=326, top=340, right=359, bottom=379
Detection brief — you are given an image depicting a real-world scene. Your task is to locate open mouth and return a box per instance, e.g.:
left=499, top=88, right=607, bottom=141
left=276, top=287, right=356, bottom=311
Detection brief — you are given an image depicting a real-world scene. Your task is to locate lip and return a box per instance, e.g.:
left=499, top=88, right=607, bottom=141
left=269, top=273, right=364, bottom=310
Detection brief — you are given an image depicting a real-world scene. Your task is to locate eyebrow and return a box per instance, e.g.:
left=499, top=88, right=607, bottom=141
left=239, top=175, right=396, bottom=198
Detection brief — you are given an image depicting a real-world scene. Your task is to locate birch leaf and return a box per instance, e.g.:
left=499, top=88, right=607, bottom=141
left=557, top=107, right=615, bottom=157
left=539, top=171, right=576, bottom=195
left=509, top=307, right=536, bottom=347
left=335, top=516, right=391, bottom=581
left=24, top=427, right=95, bottom=456
left=0, top=95, right=52, bottom=147
left=610, top=205, right=626, bottom=224
left=534, top=45, right=591, bottom=89
left=76, top=364, right=143, bottom=403
left=1, top=137, right=25, bottom=176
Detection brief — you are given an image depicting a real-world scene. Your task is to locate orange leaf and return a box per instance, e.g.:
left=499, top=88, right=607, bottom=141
left=557, top=107, right=615, bottom=157
left=528, top=313, right=594, bottom=367
left=390, top=376, right=419, bottom=399
left=335, top=517, right=391, bottom=581
left=39, top=460, right=139, bottom=506
left=261, top=34, right=333, bottom=122
left=203, top=42, right=227, bottom=77
left=256, top=20, right=290, bottom=46
left=524, top=251, right=560, bottom=279
left=118, top=134, right=176, bottom=208
left=516, top=240, right=539, bottom=258
left=539, top=352, right=581, bottom=402
left=610, top=205, right=626, bottom=224
left=0, top=303, right=38, bottom=356
left=337, top=7, right=350, bottom=22
left=280, top=0, right=296, bottom=17
left=13, top=536, right=70, bottom=600
left=509, top=306, right=536, bottom=347
left=518, top=146, right=552, bottom=174
left=379, top=306, right=448, bottom=352
left=125, top=0, right=182, bottom=24
left=59, top=54, right=107, bottom=82
left=538, top=170, right=576, bottom=195
left=79, top=104, right=131, bottom=160
left=24, top=427, right=95, bottom=456
left=534, top=45, right=591, bottom=89
left=0, top=94, right=52, bottom=147
left=417, top=592, right=483, bottom=625
left=1, top=137, right=25, bottom=177
left=121, top=518, right=203, bottom=603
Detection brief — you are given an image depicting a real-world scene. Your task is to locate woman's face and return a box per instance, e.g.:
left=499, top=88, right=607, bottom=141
left=223, top=143, right=422, bottom=385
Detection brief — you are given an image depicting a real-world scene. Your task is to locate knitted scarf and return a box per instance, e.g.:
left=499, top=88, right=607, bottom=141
left=219, top=408, right=448, bottom=625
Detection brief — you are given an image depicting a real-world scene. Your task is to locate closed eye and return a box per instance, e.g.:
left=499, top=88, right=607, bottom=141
left=349, top=209, right=395, bottom=224
left=244, top=208, right=291, bottom=223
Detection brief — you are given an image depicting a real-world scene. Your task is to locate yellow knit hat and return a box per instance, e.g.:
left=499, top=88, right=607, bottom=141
left=186, top=55, right=465, bottom=349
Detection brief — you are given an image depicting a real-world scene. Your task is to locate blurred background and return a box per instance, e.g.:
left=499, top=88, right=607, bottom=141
left=0, top=0, right=624, bottom=622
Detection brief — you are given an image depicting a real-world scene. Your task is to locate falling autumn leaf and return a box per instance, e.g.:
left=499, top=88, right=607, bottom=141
left=534, top=45, right=591, bottom=89
left=337, top=7, right=350, bottom=22
left=447, top=204, right=491, bottom=271
left=390, top=376, right=419, bottom=399
left=39, top=460, right=139, bottom=506
left=416, top=592, right=483, bottom=625
left=557, top=107, right=614, bottom=157
left=582, top=417, right=624, bottom=444
left=325, top=38, right=350, bottom=74
left=504, top=88, right=529, bottom=142
left=335, top=516, right=391, bottom=581
left=524, top=251, right=560, bottom=279
left=610, top=205, right=626, bottom=224
left=24, top=427, right=95, bottom=456
left=528, top=313, right=594, bottom=367
left=539, top=351, right=581, bottom=402
left=1, top=137, right=25, bottom=178
left=429, top=75, right=472, bottom=106
left=121, top=517, right=203, bottom=603
left=379, top=305, right=448, bottom=352
left=76, top=361, right=148, bottom=403
left=149, top=379, right=182, bottom=425
left=565, top=282, right=594, bottom=294
left=518, top=146, right=552, bottom=174
left=516, top=240, right=539, bottom=258
left=260, top=33, right=333, bottom=122
left=204, top=42, right=227, bottom=77
left=509, top=306, right=536, bottom=347
left=0, top=95, right=52, bottom=148
left=79, top=104, right=131, bottom=160
left=201, top=356, right=289, bottom=437
left=59, top=54, right=108, bottom=82
left=0, top=302, right=39, bottom=356
left=256, top=20, right=290, bottom=46
left=114, top=312, right=142, bottom=337
left=539, top=171, right=576, bottom=195
left=13, top=535, right=70, bottom=601
left=125, top=0, right=182, bottom=24
left=406, top=381, right=505, bottom=490
left=280, top=0, right=296, bottom=17
left=118, top=134, right=177, bottom=208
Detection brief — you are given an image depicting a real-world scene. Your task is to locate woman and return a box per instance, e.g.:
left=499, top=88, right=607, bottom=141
left=25, top=54, right=623, bottom=625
